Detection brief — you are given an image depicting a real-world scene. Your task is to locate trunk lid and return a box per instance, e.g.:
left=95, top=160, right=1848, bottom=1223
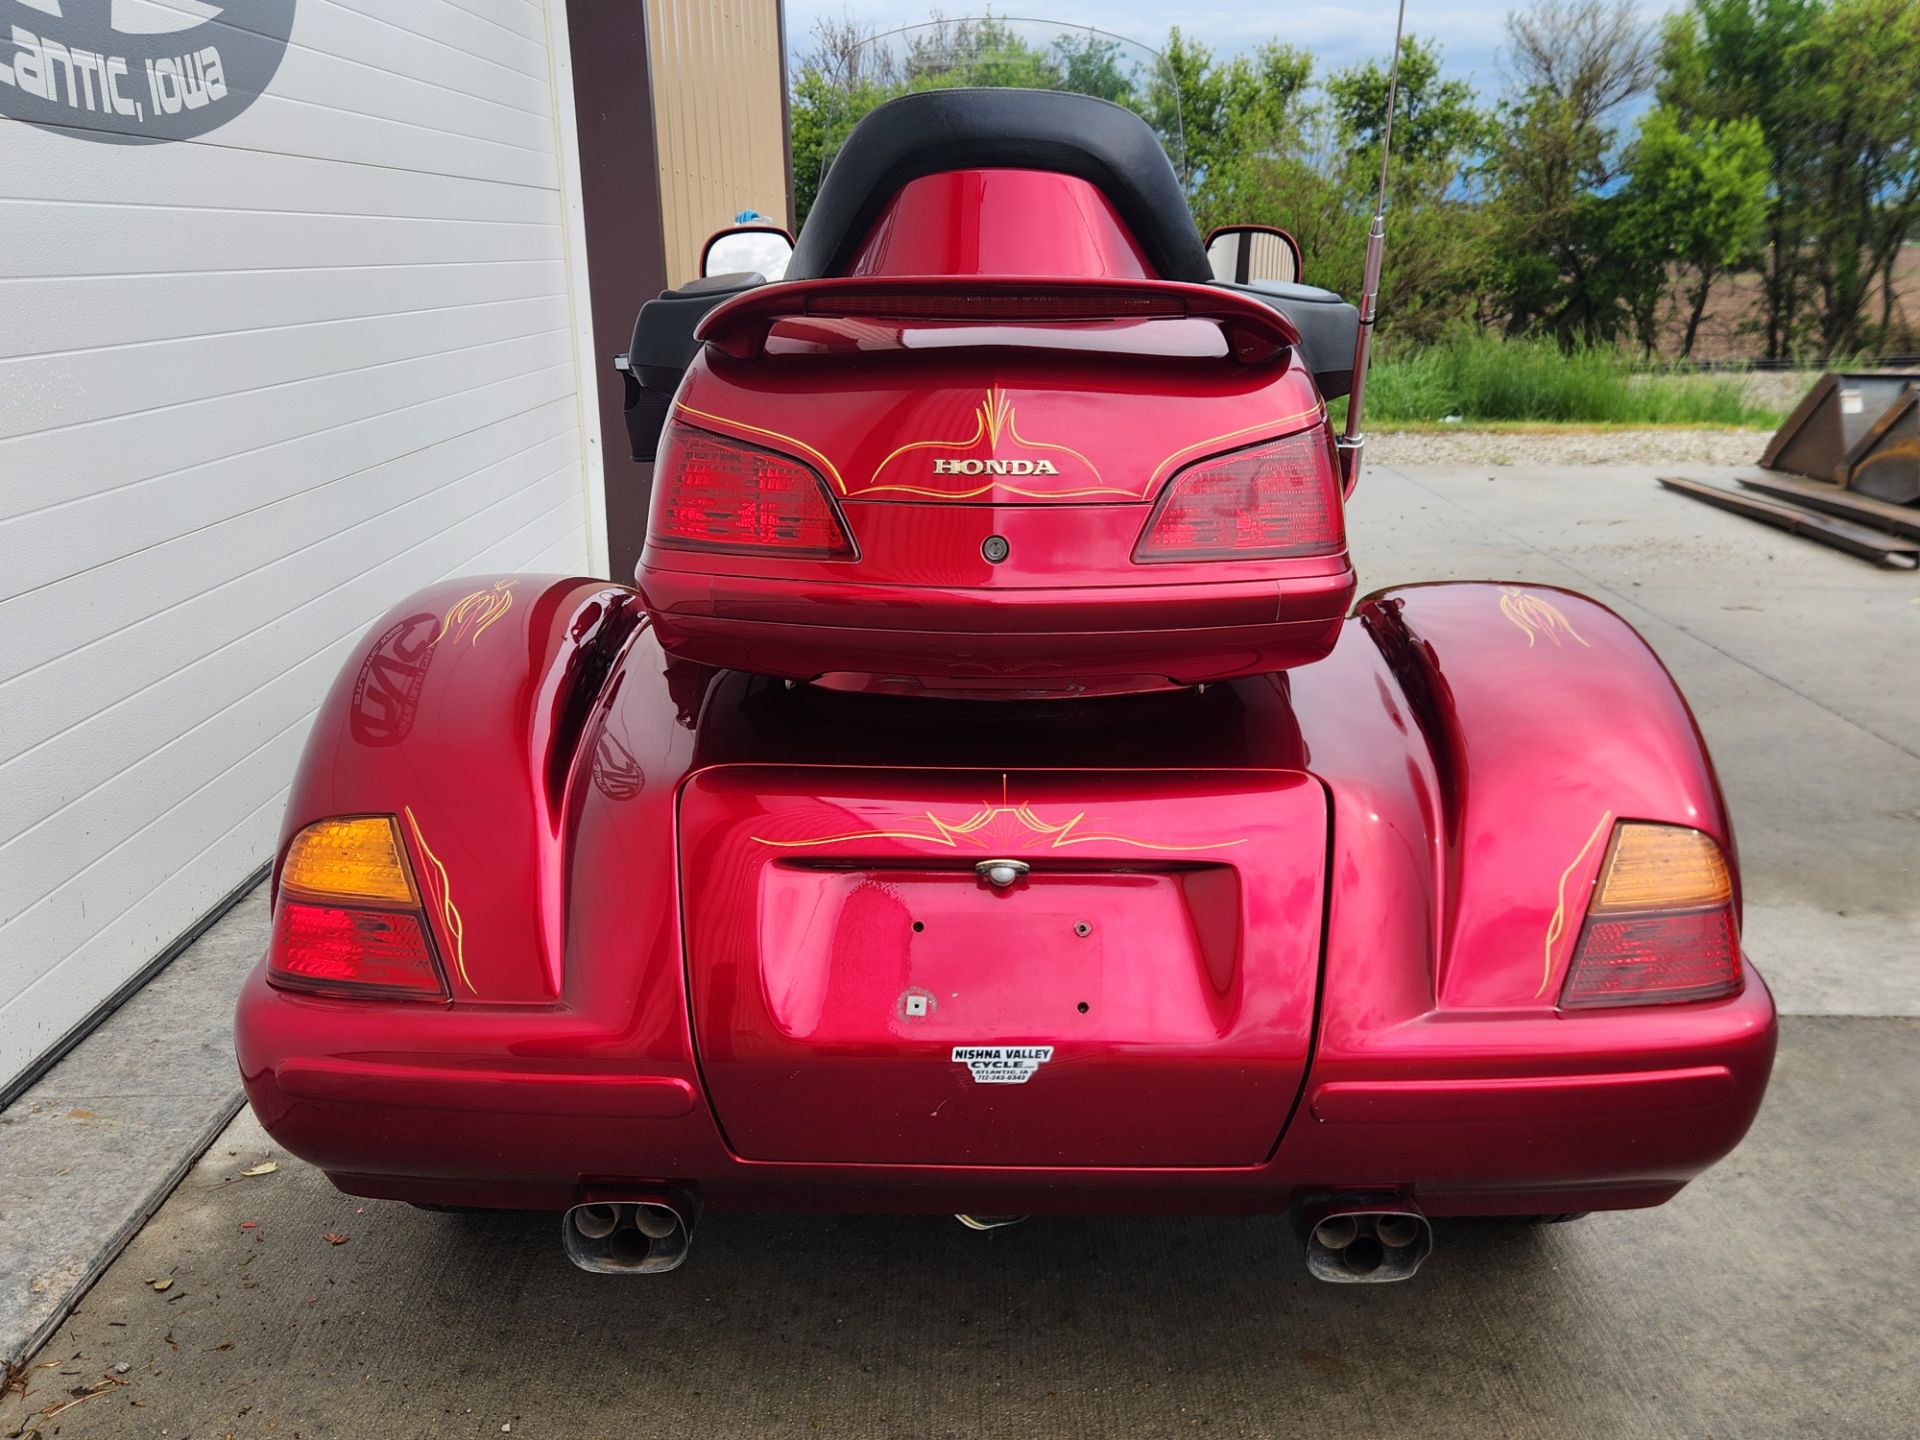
left=679, top=766, right=1326, bottom=1167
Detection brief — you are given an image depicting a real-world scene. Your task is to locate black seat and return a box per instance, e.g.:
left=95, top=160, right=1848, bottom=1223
left=787, top=87, right=1212, bottom=283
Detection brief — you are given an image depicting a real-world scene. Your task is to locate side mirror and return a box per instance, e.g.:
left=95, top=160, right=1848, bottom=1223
left=1204, top=225, right=1303, bottom=286
left=701, top=224, right=794, bottom=281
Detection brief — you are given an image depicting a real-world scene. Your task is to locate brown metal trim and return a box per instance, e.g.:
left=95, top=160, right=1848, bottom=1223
left=1737, top=473, right=1920, bottom=541
left=1842, top=384, right=1920, bottom=504
left=565, top=0, right=670, bottom=582
left=1657, top=477, right=1919, bottom=568
left=1759, top=372, right=1833, bottom=471
left=1841, top=384, right=1916, bottom=467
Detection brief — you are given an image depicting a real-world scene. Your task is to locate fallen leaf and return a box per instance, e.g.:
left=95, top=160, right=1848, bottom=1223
left=323, top=1233, right=350, bottom=1246
left=239, top=1162, right=278, bottom=1178
left=149, top=1279, right=173, bottom=1293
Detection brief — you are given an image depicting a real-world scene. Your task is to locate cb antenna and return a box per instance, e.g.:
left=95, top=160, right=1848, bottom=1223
left=1337, top=0, right=1409, bottom=492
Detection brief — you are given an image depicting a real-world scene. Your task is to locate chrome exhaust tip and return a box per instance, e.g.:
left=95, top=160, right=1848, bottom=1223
left=563, top=1198, right=695, bottom=1274
left=1302, top=1205, right=1432, bottom=1283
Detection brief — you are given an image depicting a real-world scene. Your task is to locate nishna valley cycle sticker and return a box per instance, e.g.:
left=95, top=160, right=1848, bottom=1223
left=1, top=1, right=295, bottom=143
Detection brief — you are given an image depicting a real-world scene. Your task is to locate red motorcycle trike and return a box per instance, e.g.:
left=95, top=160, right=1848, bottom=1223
left=235, top=24, right=1773, bottom=1283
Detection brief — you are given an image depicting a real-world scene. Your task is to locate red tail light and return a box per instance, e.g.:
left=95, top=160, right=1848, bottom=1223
left=1561, top=909, right=1741, bottom=1008
left=649, top=424, right=855, bottom=560
left=269, top=902, right=445, bottom=999
left=1559, top=824, right=1742, bottom=1009
left=1134, top=429, right=1343, bottom=562
left=268, top=816, right=447, bottom=1000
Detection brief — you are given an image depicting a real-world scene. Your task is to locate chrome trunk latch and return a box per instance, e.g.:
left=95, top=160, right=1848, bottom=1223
left=975, top=859, right=1031, bottom=888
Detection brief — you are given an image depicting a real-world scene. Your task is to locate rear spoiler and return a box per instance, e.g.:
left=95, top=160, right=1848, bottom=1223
left=694, top=276, right=1303, bottom=365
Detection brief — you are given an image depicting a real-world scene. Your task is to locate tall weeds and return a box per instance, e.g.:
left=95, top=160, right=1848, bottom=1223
left=1355, top=330, right=1778, bottom=426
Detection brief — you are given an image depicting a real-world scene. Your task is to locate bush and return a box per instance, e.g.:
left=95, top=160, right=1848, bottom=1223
left=1352, top=329, right=1779, bottom=427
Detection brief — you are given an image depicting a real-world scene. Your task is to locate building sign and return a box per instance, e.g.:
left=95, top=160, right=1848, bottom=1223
left=0, top=0, right=294, bottom=143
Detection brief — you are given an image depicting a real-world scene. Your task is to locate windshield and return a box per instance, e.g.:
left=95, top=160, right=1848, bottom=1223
left=792, top=17, right=1186, bottom=228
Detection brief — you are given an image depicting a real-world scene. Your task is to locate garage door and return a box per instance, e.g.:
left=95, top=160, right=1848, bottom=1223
left=0, top=0, right=603, bottom=1093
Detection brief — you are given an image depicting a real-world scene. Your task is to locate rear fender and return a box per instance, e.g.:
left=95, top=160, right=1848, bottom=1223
left=281, top=576, right=644, bottom=1002
left=1356, top=581, right=1735, bottom=1012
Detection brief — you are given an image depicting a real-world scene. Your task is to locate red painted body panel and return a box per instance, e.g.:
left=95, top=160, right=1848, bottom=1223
left=846, top=170, right=1157, bottom=280
left=236, top=150, right=1775, bottom=1229
left=681, top=768, right=1325, bottom=1166
left=235, top=581, right=1776, bottom=1218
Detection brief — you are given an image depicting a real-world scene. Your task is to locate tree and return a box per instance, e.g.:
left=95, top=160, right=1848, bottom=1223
left=789, top=15, right=1165, bottom=227
left=1660, top=0, right=1920, bottom=360
left=1658, top=0, right=1824, bottom=359
left=1146, top=28, right=1312, bottom=212
left=1328, top=34, right=1489, bottom=178
left=789, top=12, right=896, bottom=226
left=1792, top=0, right=1920, bottom=358
left=1323, top=37, right=1497, bottom=340
left=1613, top=108, right=1771, bottom=356
left=1486, top=0, right=1655, bottom=345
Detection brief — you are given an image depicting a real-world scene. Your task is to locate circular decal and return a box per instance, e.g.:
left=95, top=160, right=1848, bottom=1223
left=1, top=0, right=295, bottom=144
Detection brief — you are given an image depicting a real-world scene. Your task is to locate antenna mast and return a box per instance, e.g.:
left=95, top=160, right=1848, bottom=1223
left=1337, top=0, right=1409, bottom=491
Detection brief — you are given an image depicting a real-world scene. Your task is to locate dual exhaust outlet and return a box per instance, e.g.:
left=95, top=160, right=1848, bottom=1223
left=563, top=1199, right=694, bottom=1274
left=562, top=1197, right=1431, bottom=1282
left=1301, top=1205, right=1433, bottom=1283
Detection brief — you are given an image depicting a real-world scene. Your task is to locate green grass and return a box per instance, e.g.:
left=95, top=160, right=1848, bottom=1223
left=1333, top=330, right=1782, bottom=429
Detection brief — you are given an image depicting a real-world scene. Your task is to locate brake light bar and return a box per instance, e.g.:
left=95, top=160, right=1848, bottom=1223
left=806, top=289, right=1188, bottom=323
left=697, top=277, right=1300, bottom=363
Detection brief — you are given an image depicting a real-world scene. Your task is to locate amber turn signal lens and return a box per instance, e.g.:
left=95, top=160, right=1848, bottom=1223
left=1592, top=824, right=1731, bottom=914
left=280, top=817, right=417, bottom=905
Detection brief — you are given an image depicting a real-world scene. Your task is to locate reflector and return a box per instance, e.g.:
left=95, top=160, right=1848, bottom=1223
left=1135, top=430, right=1343, bottom=562
left=1560, top=909, right=1741, bottom=1009
left=649, top=425, right=856, bottom=559
left=281, top=816, right=417, bottom=905
left=1594, top=824, right=1731, bottom=913
left=268, top=902, right=445, bottom=999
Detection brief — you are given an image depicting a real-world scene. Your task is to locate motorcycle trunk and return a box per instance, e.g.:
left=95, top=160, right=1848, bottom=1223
left=636, top=170, right=1357, bottom=694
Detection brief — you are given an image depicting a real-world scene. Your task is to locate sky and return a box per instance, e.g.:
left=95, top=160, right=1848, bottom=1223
left=782, top=2, right=1687, bottom=101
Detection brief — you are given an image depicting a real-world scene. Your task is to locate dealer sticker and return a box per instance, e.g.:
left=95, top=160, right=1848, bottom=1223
left=952, top=1045, right=1053, bottom=1084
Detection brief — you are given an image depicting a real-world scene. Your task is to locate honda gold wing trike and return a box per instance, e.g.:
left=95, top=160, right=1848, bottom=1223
left=235, top=22, right=1775, bottom=1283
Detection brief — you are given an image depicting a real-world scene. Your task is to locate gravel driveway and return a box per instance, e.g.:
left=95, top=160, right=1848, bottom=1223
left=1370, top=428, right=1766, bottom=468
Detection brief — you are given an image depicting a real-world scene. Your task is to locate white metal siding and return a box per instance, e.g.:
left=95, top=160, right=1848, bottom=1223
left=0, top=0, right=599, bottom=1091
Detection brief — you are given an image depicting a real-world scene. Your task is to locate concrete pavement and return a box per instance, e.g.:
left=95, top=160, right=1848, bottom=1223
left=3, top=462, right=1915, bottom=1438
left=0, top=886, right=264, bottom=1367
left=5, top=1019, right=1914, bottom=1439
